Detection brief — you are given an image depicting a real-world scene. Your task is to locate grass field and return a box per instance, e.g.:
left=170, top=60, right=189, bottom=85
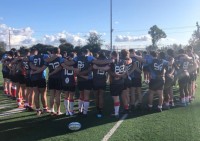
left=0, top=64, right=200, bottom=141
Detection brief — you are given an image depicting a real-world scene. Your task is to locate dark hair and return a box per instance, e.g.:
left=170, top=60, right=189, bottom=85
left=121, top=49, right=129, bottom=59
left=53, top=47, right=59, bottom=54
left=129, top=49, right=135, bottom=53
left=167, top=49, right=174, bottom=57
left=150, top=51, right=158, bottom=57
left=98, top=52, right=106, bottom=60
left=178, top=49, right=185, bottom=54
left=111, top=51, right=118, bottom=58
left=159, top=52, right=165, bottom=59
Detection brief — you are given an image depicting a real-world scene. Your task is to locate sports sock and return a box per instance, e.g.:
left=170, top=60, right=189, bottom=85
left=64, top=98, right=69, bottom=111
left=114, top=102, right=120, bottom=116
left=185, top=96, right=189, bottom=103
left=158, top=105, right=162, bottom=109
left=69, top=99, right=74, bottom=112
left=83, top=101, right=90, bottom=115
left=78, top=98, right=84, bottom=112
left=181, top=97, right=185, bottom=103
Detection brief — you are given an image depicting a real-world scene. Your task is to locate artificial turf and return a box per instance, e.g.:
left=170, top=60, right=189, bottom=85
left=0, top=64, right=200, bottom=141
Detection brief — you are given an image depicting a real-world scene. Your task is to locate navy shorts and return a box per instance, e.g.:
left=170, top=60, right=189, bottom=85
left=110, top=83, right=124, bottom=96
left=149, top=78, right=165, bottom=91
left=78, top=80, right=93, bottom=91
left=63, top=85, right=76, bottom=92
left=131, top=77, right=142, bottom=88
left=48, top=77, right=62, bottom=90
left=32, top=79, right=46, bottom=88
left=2, top=71, right=9, bottom=79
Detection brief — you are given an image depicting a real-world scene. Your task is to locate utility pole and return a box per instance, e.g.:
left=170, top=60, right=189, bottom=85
left=110, top=0, right=113, bottom=52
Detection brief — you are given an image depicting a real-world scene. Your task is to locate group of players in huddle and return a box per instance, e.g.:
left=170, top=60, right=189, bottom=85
left=1, top=46, right=199, bottom=118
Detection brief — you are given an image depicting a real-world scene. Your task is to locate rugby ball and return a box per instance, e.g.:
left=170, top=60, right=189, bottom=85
left=68, top=122, right=81, bottom=131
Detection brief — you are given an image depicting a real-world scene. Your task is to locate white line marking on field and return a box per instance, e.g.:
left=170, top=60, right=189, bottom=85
left=102, top=114, right=128, bottom=141
left=0, top=108, right=25, bottom=118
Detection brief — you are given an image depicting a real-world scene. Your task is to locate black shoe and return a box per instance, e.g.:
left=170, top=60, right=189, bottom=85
left=136, top=103, right=142, bottom=110
left=130, top=105, right=135, bottom=112
left=110, top=113, right=119, bottom=119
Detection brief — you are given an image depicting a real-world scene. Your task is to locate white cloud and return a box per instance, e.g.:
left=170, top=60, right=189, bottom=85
left=43, top=31, right=87, bottom=46
left=115, top=34, right=151, bottom=42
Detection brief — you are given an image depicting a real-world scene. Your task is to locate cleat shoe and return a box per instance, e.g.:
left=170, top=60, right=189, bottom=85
left=162, top=105, right=170, bottom=110
left=42, top=109, right=50, bottom=114
left=27, top=106, right=34, bottom=112
left=57, top=112, right=63, bottom=115
left=169, top=101, right=175, bottom=107
left=36, top=110, right=42, bottom=116
left=110, top=113, right=119, bottom=119
left=51, top=112, right=57, bottom=116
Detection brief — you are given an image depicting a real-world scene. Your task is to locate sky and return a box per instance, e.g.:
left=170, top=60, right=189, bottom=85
left=0, top=0, right=200, bottom=50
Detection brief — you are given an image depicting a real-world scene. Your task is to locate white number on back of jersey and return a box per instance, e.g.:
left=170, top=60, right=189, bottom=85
left=97, top=69, right=105, bottom=75
left=34, top=58, right=41, bottom=66
left=78, top=61, right=84, bottom=69
left=154, top=63, right=163, bottom=71
left=115, top=65, right=125, bottom=74
left=64, top=69, right=74, bottom=76
left=49, top=62, right=60, bottom=69
left=23, top=62, right=29, bottom=69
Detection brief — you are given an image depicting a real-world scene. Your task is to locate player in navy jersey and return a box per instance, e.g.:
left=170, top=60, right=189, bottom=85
left=45, top=47, right=64, bottom=115
left=92, top=52, right=110, bottom=117
left=163, top=49, right=175, bottom=108
left=2, top=51, right=14, bottom=97
left=108, top=51, right=127, bottom=117
left=142, top=51, right=151, bottom=84
left=1, top=52, right=9, bottom=95
left=30, top=48, right=49, bottom=115
left=186, top=46, right=198, bottom=102
left=133, top=51, right=173, bottom=112
left=22, top=48, right=35, bottom=111
left=61, top=53, right=77, bottom=116
left=129, top=49, right=143, bottom=111
left=120, top=49, right=133, bottom=114
left=64, top=49, right=112, bottom=116
left=175, top=49, right=193, bottom=106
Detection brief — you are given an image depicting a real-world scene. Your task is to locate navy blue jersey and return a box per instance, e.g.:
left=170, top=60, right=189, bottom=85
left=130, top=57, right=143, bottom=78
left=110, top=59, right=126, bottom=84
left=73, top=55, right=94, bottom=81
left=62, top=65, right=76, bottom=87
left=175, top=55, right=190, bottom=72
left=2, top=57, right=11, bottom=73
left=30, top=54, right=49, bottom=80
left=146, top=58, right=168, bottom=79
left=93, top=64, right=107, bottom=85
left=22, top=56, right=32, bottom=78
left=46, top=57, right=64, bottom=78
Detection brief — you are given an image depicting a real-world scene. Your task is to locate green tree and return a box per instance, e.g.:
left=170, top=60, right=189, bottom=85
left=32, top=43, right=54, bottom=54
left=189, top=22, right=200, bottom=51
left=0, top=41, right=6, bottom=59
left=84, top=32, right=103, bottom=53
left=58, top=39, right=74, bottom=54
left=148, top=25, right=167, bottom=50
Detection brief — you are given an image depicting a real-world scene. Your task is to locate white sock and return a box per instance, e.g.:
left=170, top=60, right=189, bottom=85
left=69, top=100, right=74, bottom=112
left=78, top=99, right=84, bottom=112
left=50, top=108, right=55, bottom=113
left=185, top=97, right=189, bottom=103
left=181, top=97, right=185, bottom=103
left=83, top=101, right=90, bottom=115
left=114, top=106, right=120, bottom=116
left=64, top=99, right=69, bottom=112
left=158, top=105, right=162, bottom=109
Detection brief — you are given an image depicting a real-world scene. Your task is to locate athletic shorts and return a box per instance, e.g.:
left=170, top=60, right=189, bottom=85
left=25, top=78, right=32, bottom=87
left=63, top=85, right=76, bottom=92
left=32, top=79, right=46, bottom=88
left=2, top=71, right=9, bottom=79
left=77, top=80, right=93, bottom=91
left=149, top=78, right=165, bottom=91
left=110, top=83, right=124, bottom=96
left=124, top=78, right=132, bottom=89
left=189, top=73, right=197, bottom=83
left=178, top=74, right=190, bottom=85
left=131, top=77, right=142, bottom=88
left=143, top=66, right=149, bottom=72
left=48, top=77, right=62, bottom=90
left=164, top=76, right=174, bottom=90
left=11, top=75, right=18, bottom=83
left=93, top=84, right=106, bottom=90
left=18, top=75, right=25, bottom=84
